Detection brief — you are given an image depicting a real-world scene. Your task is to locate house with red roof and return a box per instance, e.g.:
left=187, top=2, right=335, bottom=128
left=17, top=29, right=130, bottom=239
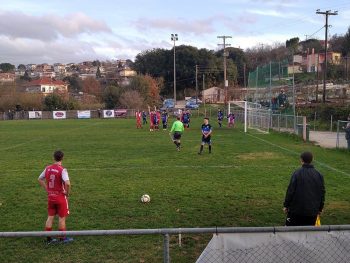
left=25, top=77, right=68, bottom=95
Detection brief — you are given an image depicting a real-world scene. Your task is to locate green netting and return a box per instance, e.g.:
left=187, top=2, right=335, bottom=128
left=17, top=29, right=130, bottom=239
left=248, top=60, right=290, bottom=88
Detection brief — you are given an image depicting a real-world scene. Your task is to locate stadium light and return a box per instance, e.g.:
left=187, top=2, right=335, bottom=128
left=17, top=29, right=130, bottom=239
left=171, top=34, right=178, bottom=106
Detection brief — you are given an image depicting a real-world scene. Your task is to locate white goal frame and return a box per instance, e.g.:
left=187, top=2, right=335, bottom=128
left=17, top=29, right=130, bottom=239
left=228, top=101, right=270, bottom=133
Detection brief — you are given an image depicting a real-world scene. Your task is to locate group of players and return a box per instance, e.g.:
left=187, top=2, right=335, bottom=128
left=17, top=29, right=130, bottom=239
left=135, top=107, right=236, bottom=154
left=38, top=107, right=235, bottom=245
left=135, top=108, right=192, bottom=131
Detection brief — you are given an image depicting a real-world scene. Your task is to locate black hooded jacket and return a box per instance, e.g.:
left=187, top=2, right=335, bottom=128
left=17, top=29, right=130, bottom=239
left=284, top=164, right=325, bottom=216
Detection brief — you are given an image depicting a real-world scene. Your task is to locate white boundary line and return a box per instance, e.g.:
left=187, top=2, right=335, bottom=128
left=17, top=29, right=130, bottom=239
left=245, top=132, right=350, bottom=177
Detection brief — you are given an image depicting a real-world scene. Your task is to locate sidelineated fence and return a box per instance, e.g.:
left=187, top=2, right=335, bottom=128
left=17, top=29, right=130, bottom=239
left=1, top=225, right=350, bottom=262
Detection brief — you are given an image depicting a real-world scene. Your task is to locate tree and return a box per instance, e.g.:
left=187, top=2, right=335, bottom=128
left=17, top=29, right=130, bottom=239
left=103, top=85, right=123, bottom=108
left=82, top=77, right=102, bottom=99
left=301, top=39, right=322, bottom=53
left=133, top=45, right=227, bottom=98
left=0, top=63, right=15, bottom=72
left=92, top=60, right=101, bottom=67
left=215, top=48, right=240, bottom=86
left=329, top=34, right=345, bottom=53
left=286, top=37, right=300, bottom=53
left=96, top=66, right=102, bottom=79
left=20, top=70, right=31, bottom=81
left=17, top=64, right=26, bottom=71
left=119, top=90, right=144, bottom=109
left=44, top=94, right=65, bottom=111
left=342, top=26, right=350, bottom=56
left=127, top=75, right=161, bottom=106
left=63, top=75, right=83, bottom=93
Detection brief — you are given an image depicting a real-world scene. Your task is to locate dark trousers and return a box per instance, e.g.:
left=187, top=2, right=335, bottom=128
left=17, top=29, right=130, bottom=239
left=285, top=214, right=317, bottom=226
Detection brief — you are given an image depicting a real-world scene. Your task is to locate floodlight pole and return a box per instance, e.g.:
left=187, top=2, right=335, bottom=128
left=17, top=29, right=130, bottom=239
left=218, top=35, right=232, bottom=105
left=171, top=33, right=178, bottom=106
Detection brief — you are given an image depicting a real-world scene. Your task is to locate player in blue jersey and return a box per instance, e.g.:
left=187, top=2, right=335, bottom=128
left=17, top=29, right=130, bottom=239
left=217, top=109, right=224, bottom=128
left=161, top=111, right=168, bottom=130
left=182, top=110, right=190, bottom=128
left=198, top=117, right=212, bottom=154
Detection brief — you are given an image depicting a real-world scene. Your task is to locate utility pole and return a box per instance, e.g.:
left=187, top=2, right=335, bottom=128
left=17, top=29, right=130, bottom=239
left=345, top=56, right=349, bottom=81
left=195, top=65, right=198, bottom=104
left=316, top=9, right=338, bottom=103
left=171, top=34, right=178, bottom=105
left=316, top=53, right=319, bottom=102
left=243, top=63, right=246, bottom=88
left=202, top=74, right=205, bottom=96
left=217, top=35, right=232, bottom=104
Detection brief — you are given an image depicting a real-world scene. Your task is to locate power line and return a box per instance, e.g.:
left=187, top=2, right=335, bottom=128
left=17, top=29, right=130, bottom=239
left=307, top=26, right=326, bottom=39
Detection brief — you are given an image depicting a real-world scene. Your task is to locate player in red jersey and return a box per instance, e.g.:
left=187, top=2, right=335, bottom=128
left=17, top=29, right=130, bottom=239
left=155, top=110, right=161, bottom=131
left=38, top=150, right=73, bottom=244
left=135, top=110, right=142, bottom=129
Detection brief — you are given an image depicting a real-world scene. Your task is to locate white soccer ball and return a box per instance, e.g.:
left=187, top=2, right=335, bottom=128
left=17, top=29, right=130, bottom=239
left=141, top=194, right=151, bottom=203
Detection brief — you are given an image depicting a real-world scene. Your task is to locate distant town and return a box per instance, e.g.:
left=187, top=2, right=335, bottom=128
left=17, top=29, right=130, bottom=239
left=0, top=59, right=136, bottom=95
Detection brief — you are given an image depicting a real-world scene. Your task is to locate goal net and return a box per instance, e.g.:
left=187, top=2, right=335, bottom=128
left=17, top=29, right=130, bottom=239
left=228, top=101, right=271, bottom=133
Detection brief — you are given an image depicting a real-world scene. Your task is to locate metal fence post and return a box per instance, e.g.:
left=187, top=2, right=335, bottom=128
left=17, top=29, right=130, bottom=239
left=330, top=115, right=333, bottom=132
left=336, top=120, right=340, bottom=149
left=163, top=234, right=170, bottom=263
left=285, top=115, right=287, bottom=129
left=314, top=112, right=317, bottom=131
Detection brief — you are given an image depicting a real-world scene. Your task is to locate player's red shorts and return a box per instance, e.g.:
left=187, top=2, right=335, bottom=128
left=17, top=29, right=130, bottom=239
left=48, top=195, right=70, bottom=217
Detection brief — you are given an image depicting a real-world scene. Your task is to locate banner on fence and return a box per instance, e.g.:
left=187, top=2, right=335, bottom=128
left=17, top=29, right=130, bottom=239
left=103, top=110, right=115, bottom=118
left=28, top=111, right=42, bottom=119
left=53, top=111, right=67, bottom=120
left=77, top=110, right=91, bottom=119
left=196, top=231, right=350, bottom=263
left=115, top=109, right=127, bottom=118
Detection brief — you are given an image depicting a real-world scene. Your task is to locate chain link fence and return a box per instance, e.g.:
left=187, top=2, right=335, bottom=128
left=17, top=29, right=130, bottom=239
left=0, top=109, right=138, bottom=120
left=337, top=120, right=350, bottom=149
left=1, top=226, right=350, bottom=263
left=197, top=230, right=350, bottom=263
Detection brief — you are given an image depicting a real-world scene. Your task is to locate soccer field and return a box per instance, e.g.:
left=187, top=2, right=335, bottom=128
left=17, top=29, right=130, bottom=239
left=0, top=118, right=349, bottom=262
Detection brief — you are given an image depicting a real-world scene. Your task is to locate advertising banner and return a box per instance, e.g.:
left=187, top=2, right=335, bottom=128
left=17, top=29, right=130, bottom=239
left=53, top=111, right=67, bottom=119
left=115, top=109, right=127, bottom=118
left=103, top=110, right=115, bottom=118
left=77, top=110, right=91, bottom=119
left=28, top=111, right=42, bottom=119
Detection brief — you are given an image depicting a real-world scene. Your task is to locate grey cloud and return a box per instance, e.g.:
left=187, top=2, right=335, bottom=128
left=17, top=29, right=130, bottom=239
left=133, top=17, right=217, bottom=35
left=0, top=36, right=109, bottom=64
left=132, top=14, right=257, bottom=35
left=0, top=10, right=112, bottom=41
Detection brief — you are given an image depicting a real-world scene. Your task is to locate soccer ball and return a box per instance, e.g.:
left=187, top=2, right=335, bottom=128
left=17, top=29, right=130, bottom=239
left=141, top=194, right=151, bottom=203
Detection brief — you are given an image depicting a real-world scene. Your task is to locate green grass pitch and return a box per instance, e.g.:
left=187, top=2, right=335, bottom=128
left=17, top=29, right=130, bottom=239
left=0, top=118, right=349, bottom=262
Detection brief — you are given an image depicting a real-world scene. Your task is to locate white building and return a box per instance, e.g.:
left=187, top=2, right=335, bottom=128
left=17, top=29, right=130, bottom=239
left=202, top=87, right=225, bottom=103
left=25, top=77, right=68, bottom=95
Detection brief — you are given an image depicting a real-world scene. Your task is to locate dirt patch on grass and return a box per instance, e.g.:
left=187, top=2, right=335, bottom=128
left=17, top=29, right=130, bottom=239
left=326, top=201, right=350, bottom=210
left=238, top=152, right=279, bottom=161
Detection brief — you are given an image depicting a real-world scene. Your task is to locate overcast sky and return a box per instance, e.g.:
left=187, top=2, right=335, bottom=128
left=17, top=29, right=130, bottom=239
left=1, top=0, right=349, bottom=65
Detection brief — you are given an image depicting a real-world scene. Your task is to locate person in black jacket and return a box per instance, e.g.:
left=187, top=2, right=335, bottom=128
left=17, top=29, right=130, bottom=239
left=283, top=152, right=325, bottom=226
left=345, top=122, right=350, bottom=150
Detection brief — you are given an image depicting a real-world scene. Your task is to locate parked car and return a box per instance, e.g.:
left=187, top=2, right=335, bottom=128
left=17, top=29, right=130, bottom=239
left=185, top=100, right=199, bottom=109
left=161, top=99, right=175, bottom=110
left=188, top=97, right=202, bottom=104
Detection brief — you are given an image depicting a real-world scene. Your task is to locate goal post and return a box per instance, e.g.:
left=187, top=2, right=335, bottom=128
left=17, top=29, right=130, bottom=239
left=228, top=101, right=271, bottom=133
left=227, top=101, right=247, bottom=132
